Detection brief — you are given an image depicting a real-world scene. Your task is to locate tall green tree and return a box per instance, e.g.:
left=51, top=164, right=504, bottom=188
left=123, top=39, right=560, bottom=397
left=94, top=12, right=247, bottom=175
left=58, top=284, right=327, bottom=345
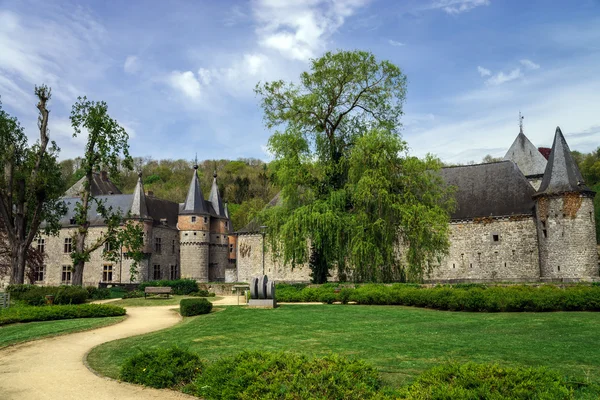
left=0, top=86, right=66, bottom=284
left=256, top=50, right=453, bottom=282
left=68, top=97, right=139, bottom=286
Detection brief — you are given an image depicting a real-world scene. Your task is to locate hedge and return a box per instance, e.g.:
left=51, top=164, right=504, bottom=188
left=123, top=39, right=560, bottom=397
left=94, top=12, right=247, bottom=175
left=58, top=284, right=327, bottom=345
left=0, top=304, right=126, bottom=326
left=20, top=286, right=89, bottom=306
left=180, top=298, right=212, bottom=316
left=276, top=283, right=600, bottom=312
left=138, top=279, right=199, bottom=295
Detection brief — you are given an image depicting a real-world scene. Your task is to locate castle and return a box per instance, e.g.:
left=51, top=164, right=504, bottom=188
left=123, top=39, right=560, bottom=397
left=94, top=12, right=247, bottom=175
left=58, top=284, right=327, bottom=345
left=5, top=125, right=599, bottom=287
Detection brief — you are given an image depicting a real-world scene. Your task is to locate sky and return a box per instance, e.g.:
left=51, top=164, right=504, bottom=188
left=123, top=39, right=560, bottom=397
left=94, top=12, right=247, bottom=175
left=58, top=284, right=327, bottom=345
left=0, top=0, right=599, bottom=164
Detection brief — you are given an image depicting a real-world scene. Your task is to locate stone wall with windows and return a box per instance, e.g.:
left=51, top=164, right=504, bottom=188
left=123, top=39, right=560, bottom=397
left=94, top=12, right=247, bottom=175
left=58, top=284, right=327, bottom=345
left=147, top=226, right=180, bottom=281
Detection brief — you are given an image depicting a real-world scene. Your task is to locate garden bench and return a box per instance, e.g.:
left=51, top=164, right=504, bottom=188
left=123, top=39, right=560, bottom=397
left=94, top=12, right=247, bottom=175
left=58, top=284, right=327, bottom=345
left=144, top=287, right=172, bottom=299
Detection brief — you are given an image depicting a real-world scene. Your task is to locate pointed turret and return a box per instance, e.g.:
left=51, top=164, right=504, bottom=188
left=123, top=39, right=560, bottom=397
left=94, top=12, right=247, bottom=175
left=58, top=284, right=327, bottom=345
left=504, top=132, right=547, bottom=178
left=209, top=170, right=226, bottom=217
left=181, top=165, right=208, bottom=214
left=130, top=172, right=150, bottom=219
left=535, top=127, right=593, bottom=196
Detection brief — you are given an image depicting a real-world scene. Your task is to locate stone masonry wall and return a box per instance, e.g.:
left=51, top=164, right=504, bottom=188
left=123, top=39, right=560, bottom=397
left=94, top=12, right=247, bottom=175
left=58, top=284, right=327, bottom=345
left=536, top=195, right=599, bottom=280
left=179, top=230, right=209, bottom=282
left=427, top=217, right=540, bottom=282
left=209, top=230, right=229, bottom=281
left=147, top=226, right=180, bottom=280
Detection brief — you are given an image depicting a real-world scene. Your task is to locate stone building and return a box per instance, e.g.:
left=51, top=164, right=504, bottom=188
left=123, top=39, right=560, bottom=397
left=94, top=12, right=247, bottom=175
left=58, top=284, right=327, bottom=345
left=236, top=126, right=599, bottom=283
left=24, top=166, right=234, bottom=287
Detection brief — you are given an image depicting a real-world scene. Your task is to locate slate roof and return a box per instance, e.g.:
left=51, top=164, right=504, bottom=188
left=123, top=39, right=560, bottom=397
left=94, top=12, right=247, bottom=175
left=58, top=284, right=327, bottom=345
left=441, top=161, right=536, bottom=220
left=209, top=172, right=226, bottom=217
left=503, top=131, right=547, bottom=177
left=181, top=166, right=209, bottom=215
left=536, top=127, right=594, bottom=197
left=63, top=172, right=122, bottom=197
left=130, top=173, right=149, bottom=219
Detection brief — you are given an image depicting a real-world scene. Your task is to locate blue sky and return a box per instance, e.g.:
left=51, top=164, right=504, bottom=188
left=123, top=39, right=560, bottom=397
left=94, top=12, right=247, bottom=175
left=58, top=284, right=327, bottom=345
left=0, top=0, right=599, bottom=164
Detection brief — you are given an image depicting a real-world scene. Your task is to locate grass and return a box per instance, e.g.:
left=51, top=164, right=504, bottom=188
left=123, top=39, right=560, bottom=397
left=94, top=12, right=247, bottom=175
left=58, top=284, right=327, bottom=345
left=0, top=316, right=125, bottom=348
left=87, top=305, right=600, bottom=388
left=108, top=295, right=223, bottom=308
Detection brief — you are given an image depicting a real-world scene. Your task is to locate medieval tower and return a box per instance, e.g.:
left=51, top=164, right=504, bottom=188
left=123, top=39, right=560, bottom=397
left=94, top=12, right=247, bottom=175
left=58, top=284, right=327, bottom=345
left=534, top=127, right=598, bottom=281
left=207, top=172, right=230, bottom=281
left=178, top=165, right=211, bottom=281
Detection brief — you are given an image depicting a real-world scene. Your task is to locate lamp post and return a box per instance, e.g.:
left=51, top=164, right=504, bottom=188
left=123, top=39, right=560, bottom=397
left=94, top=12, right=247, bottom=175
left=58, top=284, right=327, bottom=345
left=260, top=225, right=268, bottom=275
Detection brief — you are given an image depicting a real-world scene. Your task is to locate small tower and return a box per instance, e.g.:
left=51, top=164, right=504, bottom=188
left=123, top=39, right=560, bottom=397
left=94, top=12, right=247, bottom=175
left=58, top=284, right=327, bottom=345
left=178, top=165, right=211, bottom=282
left=127, top=173, right=153, bottom=281
left=207, top=171, right=231, bottom=281
left=534, top=127, right=598, bottom=281
left=503, top=114, right=547, bottom=190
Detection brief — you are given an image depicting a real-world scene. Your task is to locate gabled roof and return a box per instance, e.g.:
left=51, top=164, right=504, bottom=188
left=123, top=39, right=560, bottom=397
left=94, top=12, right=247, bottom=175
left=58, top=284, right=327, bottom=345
left=208, top=171, right=226, bottom=217
left=130, top=173, right=149, bottom=219
left=63, top=172, right=122, bottom=197
left=181, top=165, right=208, bottom=215
left=441, top=161, right=536, bottom=220
left=536, top=127, right=594, bottom=197
left=503, top=131, right=547, bottom=177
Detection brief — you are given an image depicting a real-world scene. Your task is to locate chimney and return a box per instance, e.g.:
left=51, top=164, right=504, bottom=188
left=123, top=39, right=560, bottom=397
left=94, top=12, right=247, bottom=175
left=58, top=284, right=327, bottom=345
left=100, top=171, right=108, bottom=181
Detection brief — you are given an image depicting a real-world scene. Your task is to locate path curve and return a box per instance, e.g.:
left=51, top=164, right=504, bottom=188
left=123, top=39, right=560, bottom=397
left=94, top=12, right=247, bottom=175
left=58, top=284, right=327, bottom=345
left=0, top=305, right=194, bottom=400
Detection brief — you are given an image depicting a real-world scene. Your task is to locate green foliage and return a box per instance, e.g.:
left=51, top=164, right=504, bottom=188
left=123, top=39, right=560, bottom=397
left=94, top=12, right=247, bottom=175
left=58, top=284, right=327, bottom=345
left=256, top=50, right=453, bottom=282
left=180, top=298, right=213, bottom=316
left=6, top=284, right=38, bottom=299
left=21, top=286, right=89, bottom=306
left=86, top=286, right=111, bottom=300
left=276, top=283, right=600, bottom=312
left=188, top=351, right=382, bottom=400
left=0, top=303, right=125, bottom=326
left=189, top=290, right=216, bottom=297
left=122, top=290, right=144, bottom=299
left=398, top=363, right=583, bottom=399
left=138, top=279, right=199, bottom=295
left=120, top=347, right=203, bottom=389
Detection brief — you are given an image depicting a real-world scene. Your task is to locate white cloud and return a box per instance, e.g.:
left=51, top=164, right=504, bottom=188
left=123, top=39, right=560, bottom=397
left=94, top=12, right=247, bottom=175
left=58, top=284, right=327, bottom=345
left=486, top=68, right=522, bottom=86
left=477, top=66, right=491, bottom=77
left=388, top=39, right=405, bottom=47
left=168, top=71, right=202, bottom=99
left=430, top=0, right=490, bottom=15
left=124, top=55, right=139, bottom=74
left=253, top=0, right=369, bottom=60
left=520, top=59, right=540, bottom=70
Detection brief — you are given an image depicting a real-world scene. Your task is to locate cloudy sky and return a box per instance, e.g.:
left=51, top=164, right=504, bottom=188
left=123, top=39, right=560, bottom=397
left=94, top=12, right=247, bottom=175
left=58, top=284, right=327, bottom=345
left=0, top=0, right=599, bottom=164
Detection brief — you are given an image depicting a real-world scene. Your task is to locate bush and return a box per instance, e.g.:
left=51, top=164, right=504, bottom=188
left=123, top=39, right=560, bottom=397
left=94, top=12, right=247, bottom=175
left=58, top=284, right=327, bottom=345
left=188, top=351, right=382, bottom=400
left=180, top=298, right=212, bottom=316
left=6, top=284, right=37, bottom=299
left=399, top=363, right=581, bottom=399
left=86, top=286, right=110, bottom=300
left=0, top=304, right=125, bottom=326
left=120, top=347, right=203, bottom=389
left=21, top=286, right=89, bottom=306
left=122, top=290, right=144, bottom=299
left=189, top=289, right=215, bottom=297
left=138, top=279, right=198, bottom=295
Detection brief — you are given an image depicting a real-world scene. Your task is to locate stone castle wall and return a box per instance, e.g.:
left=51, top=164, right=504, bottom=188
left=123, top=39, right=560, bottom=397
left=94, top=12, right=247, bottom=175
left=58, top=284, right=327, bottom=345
left=208, top=230, right=229, bottom=281
left=536, top=195, right=599, bottom=280
left=426, top=217, right=541, bottom=282
left=147, top=226, right=180, bottom=280
left=179, top=229, right=209, bottom=281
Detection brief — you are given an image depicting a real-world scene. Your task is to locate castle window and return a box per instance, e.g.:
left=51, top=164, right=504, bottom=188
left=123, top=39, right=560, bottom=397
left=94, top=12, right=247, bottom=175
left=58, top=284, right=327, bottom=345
left=557, top=265, right=561, bottom=272
left=155, top=237, right=162, bottom=254
left=170, top=265, right=177, bottom=280
left=102, top=264, right=113, bottom=282
left=229, top=244, right=234, bottom=254
left=225, top=221, right=228, bottom=229
left=69, top=218, right=76, bottom=225
left=492, top=234, right=499, bottom=242
left=172, top=240, right=176, bottom=254
left=37, top=237, right=45, bottom=253
left=104, top=241, right=112, bottom=253
left=543, top=229, right=548, bottom=238
left=62, top=265, right=72, bottom=284
left=470, top=263, right=472, bottom=268
left=504, top=262, right=507, bottom=268
left=34, top=265, right=45, bottom=282
left=64, top=238, right=72, bottom=253
left=194, top=232, right=197, bottom=236
left=478, top=253, right=481, bottom=261
left=191, top=216, right=196, bottom=222
left=203, top=216, right=208, bottom=224
left=153, top=264, right=161, bottom=280
left=452, top=263, right=455, bottom=269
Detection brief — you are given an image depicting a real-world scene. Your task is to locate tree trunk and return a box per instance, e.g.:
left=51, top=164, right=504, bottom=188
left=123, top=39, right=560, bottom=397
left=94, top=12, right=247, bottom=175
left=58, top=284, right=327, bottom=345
left=9, top=244, right=26, bottom=284
left=72, top=225, right=88, bottom=286
left=72, top=260, right=85, bottom=286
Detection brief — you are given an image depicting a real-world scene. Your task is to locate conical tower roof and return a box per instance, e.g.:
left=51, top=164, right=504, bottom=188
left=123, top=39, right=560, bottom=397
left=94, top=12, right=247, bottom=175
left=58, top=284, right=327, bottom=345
left=181, top=165, right=208, bottom=214
left=503, top=131, right=547, bottom=178
left=536, top=127, right=593, bottom=196
left=130, top=172, right=150, bottom=219
left=209, top=171, right=226, bottom=217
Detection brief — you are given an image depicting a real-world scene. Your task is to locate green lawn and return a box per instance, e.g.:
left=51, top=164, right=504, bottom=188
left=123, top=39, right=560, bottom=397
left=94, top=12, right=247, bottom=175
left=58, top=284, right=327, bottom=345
left=87, top=305, right=600, bottom=388
left=0, top=316, right=125, bottom=348
left=108, top=295, right=222, bottom=308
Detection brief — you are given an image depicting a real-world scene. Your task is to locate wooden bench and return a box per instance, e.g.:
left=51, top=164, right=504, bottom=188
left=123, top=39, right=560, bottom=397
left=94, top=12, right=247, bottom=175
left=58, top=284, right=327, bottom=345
left=144, top=287, right=172, bottom=299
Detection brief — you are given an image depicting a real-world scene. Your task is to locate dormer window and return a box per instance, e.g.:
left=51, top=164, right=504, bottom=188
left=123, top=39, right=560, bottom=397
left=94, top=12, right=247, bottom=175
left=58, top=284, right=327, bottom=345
left=191, top=216, right=196, bottom=223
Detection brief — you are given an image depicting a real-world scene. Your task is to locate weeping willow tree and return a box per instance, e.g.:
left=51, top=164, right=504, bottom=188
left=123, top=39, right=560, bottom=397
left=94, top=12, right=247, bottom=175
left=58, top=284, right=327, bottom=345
left=256, top=50, right=454, bottom=282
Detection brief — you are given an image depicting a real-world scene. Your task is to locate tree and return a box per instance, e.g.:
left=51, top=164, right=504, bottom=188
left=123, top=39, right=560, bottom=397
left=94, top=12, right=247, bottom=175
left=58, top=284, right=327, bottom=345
left=68, top=97, right=136, bottom=286
left=0, top=86, right=66, bottom=284
left=255, top=50, right=454, bottom=282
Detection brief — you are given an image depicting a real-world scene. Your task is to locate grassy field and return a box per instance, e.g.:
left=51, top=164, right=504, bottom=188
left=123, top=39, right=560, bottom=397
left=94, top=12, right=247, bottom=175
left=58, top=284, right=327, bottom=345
left=0, top=316, right=125, bottom=348
left=108, top=295, right=222, bottom=308
left=87, top=304, right=600, bottom=388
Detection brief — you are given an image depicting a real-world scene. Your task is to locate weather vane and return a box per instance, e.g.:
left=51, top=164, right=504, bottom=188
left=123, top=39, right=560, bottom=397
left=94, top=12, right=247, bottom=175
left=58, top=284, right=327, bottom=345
left=519, top=112, right=524, bottom=134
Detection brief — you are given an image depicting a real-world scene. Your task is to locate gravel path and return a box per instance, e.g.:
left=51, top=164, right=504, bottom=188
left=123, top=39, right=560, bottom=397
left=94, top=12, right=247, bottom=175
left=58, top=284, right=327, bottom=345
left=0, top=296, right=241, bottom=399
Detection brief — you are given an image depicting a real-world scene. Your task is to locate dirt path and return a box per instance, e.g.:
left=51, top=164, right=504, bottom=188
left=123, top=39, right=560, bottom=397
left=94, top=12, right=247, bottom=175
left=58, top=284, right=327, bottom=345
left=0, top=305, right=193, bottom=399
